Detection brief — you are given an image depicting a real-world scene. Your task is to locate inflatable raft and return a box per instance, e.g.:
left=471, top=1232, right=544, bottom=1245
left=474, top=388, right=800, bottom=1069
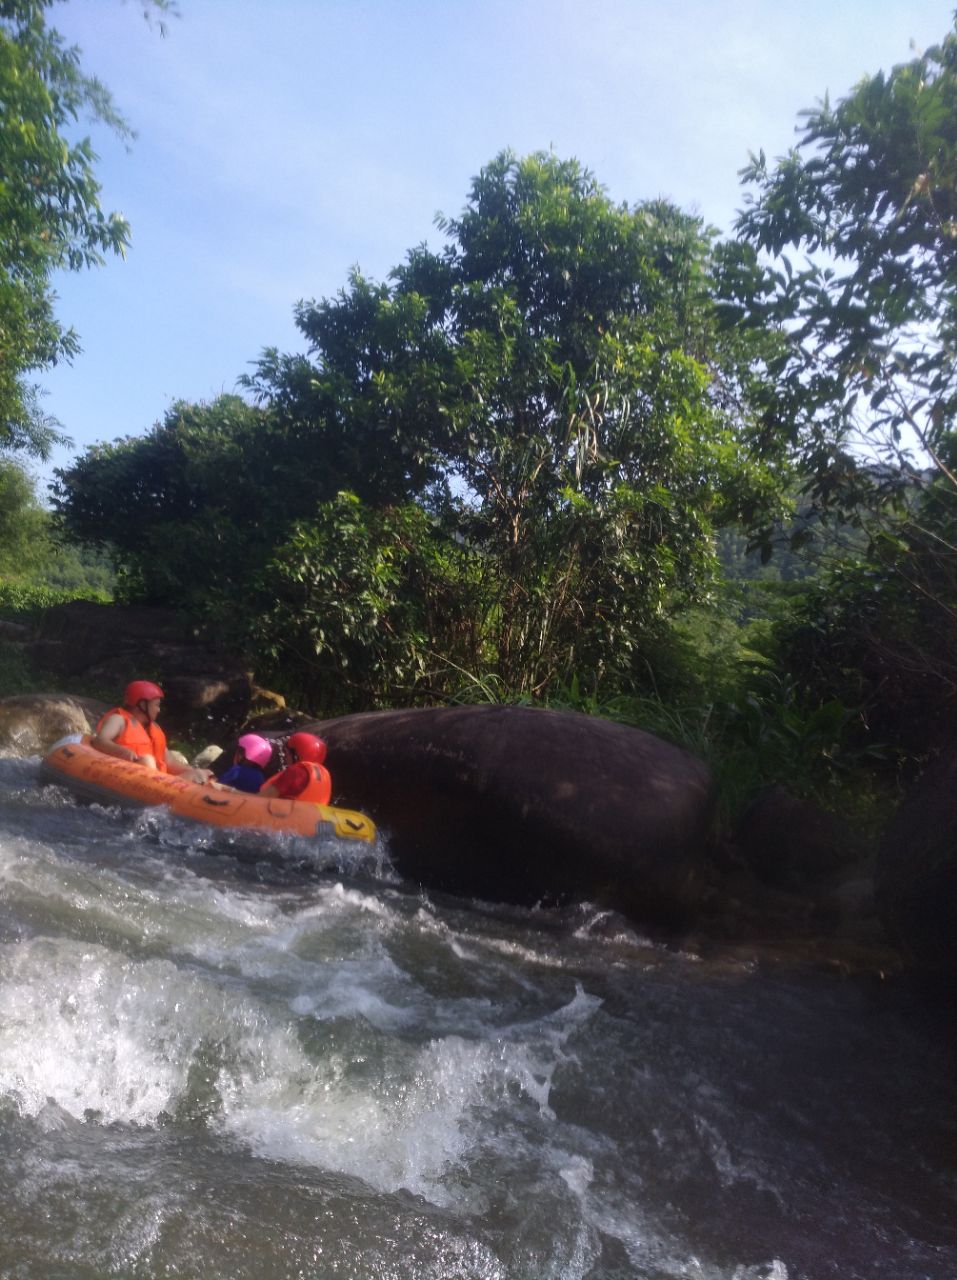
left=39, top=737, right=376, bottom=844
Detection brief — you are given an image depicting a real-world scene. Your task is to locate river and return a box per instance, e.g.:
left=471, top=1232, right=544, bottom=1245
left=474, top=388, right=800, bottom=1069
left=0, top=753, right=955, bottom=1279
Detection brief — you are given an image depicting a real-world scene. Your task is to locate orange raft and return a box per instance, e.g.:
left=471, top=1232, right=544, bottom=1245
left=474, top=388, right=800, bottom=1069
left=39, top=737, right=376, bottom=845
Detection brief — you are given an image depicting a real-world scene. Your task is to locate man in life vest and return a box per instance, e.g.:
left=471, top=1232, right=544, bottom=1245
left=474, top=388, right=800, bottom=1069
left=93, top=680, right=212, bottom=783
left=259, top=731, right=332, bottom=804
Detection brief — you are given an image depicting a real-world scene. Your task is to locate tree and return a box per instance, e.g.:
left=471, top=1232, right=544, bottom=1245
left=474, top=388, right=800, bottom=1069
left=0, top=0, right=173, bottom=458
left=737, top=19, right=957, bottom=519
left=56, top=152, right=788, bottom=711
left=52, top=395, right=285, bottom=609
left=0, top=457, right=47, bottom=576
left=0, top=455, right=113, bottom=591
left=736, top=22, right=957, bottom=753
left=246, top=151, right=788, bottom=700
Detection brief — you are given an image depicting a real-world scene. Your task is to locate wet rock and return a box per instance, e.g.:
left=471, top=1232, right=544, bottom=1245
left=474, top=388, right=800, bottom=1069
left=0, top=693, right=109, bottom=756
left=193, top=744, right=224, bottom=770
left=876, top=742, right=957, bottom=973
left=305, top=705, right=715, bottom=930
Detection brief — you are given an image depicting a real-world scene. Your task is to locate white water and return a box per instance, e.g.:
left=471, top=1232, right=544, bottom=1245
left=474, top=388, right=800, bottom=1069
left=0, top=754, right=955, bottom=1279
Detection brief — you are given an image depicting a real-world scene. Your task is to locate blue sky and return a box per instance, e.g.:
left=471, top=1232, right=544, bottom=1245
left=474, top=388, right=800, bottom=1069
left=34, top=0, right=954, bottom=490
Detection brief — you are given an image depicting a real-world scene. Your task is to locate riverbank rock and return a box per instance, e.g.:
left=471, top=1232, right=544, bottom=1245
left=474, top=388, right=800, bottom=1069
left=875, top=742, right=957, bottom=973
left=0, top=693, right=109, bottom=756
left=731, top=786, right=868, bottom=890
left=193, top=744, right=224, bottom=770
left=27, top=601, right=254, bottom=740
left=303, top=705, right=715, bottom=930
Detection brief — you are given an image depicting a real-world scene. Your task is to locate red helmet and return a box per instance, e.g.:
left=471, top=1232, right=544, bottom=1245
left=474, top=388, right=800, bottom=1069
left=124, top=680, right=165, bottom=705
left=286, top=732, right=327, bottom=764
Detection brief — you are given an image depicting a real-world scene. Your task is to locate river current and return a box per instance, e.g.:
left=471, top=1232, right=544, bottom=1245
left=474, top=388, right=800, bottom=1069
left=0, top=753, right=955, bottom=1279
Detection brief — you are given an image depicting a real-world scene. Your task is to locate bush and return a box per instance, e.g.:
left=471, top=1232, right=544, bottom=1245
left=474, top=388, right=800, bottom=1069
left=0, top=581, right=110, bottom=626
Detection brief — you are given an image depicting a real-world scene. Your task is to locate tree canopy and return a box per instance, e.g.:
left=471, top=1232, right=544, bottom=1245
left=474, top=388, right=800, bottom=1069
left=59, top=151, right=789, bottom=707
left=46, top=28, right=957, bottom=798
left=736, top=19, right=957, bottom=755
left=737, top=19, right=957, bottom=516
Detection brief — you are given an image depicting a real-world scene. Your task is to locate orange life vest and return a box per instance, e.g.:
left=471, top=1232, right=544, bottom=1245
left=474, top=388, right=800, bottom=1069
left=261, top=761, right=332, bottom=805
left=96, top=706, right=169, bottom=773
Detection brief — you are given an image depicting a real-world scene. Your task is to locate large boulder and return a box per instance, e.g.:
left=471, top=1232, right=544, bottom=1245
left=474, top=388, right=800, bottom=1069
left=302, top=705, right=714, bottom=929
left=0, top=693, right=109, bottom=756
left=875, top=742, right=957, bottom=973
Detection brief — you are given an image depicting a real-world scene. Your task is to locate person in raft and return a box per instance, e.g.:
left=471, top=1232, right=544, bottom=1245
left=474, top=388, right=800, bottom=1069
left=259, top=731, right=332, bottom=804
left=92, top=680, right=211, bottom=783
left=217, top=733, right=274, bottom=794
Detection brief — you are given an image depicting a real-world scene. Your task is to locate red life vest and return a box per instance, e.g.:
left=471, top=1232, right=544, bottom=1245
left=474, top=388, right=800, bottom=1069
left=261, top=761, right=332, bottom=805
left=96, top=706, right=168, bottom=772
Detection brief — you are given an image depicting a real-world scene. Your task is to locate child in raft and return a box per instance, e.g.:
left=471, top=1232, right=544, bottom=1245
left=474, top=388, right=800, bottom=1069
left=217, top=733, right=274, bottom=793
left=259, top=731, right=332, bottom=804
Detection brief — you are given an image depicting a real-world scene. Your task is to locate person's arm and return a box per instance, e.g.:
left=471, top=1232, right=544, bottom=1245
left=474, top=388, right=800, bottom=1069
left=92, top=714, right=154, bottom=766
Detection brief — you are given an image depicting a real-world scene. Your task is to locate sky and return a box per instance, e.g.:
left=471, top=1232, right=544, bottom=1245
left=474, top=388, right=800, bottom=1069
left=32, top=0, right=956, bottom=490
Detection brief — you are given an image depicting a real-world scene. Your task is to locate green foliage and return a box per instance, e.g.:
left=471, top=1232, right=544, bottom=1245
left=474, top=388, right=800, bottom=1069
left=737, top=17, right=957, bottom=522
left=239, top=150, right=790, bottom=702
left=54, top=151, right=791, bottom=714
left=1, top=0, right=127, bottom=455
left=0, top=456, right=114, bottom=593
left=766, top=455, right=957, bottom=760
left=0, top=580, right=109, bottom=624
left=736, top=24, right=957, bottom=755
left=249, top=492, right=483, bottom=715
left=549, top=651, right=889, bottom=829
left=0, top=458, right=47, bottom=577
left=0, top=0, right=176, bottom=458
left=52, top=395, right=283, bottom=608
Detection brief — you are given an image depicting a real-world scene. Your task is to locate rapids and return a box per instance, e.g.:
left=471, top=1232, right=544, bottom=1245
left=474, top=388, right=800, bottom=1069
left=0, top=754, right=955, bottom=1279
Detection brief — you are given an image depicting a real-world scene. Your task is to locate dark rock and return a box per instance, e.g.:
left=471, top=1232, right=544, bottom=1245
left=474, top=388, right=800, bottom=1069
left=0, top=620, right=31, bottom=641
left=733, top=785, right=868, bottom=890
left=26, top=601, right=254, bottom=740
left=300, top=705, right=714, bottom=930
left=159, top=672, right=252, bottom=740
left=876, top=742, right=957, bottom=972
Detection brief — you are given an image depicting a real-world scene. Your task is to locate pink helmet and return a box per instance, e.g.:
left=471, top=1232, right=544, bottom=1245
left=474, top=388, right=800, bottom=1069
left=286, top=731, right=327, bottom=764
left=237, top=733, right=273, bottom=768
